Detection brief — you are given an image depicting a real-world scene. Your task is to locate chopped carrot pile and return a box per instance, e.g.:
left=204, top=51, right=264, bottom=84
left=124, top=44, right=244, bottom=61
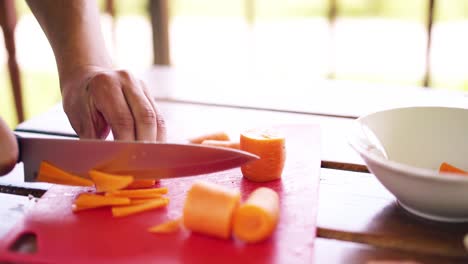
left=105, top=187, right=168, bottom=198
left=37, top=161, right=94, bottom=187
left=439, top=162, right=468, bottom=175
left=240, top=128, right=286, bottom=182
left=125, top=179, right=156, bottom=189
left=201, top=140, right=240, bottom=149
left=72, top=193, right=130, bottom=212
left=183, top=181, right=240, bottom=239
left=233, top=187, right=279, bottom=243
left=148, top=218, right=182, bottom=234
left=89, top=170, right=134, bottom=192
left=112, top=197, right=169, bottom=218
left=188, top=131, right=230, bottom=144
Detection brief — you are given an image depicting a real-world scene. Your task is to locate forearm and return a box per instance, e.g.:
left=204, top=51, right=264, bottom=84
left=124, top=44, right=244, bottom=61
left=26, top=0, right=112, bottom=88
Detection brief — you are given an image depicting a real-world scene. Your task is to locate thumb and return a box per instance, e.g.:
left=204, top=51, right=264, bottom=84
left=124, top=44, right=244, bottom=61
left=0, top=118, right=18, bottom=176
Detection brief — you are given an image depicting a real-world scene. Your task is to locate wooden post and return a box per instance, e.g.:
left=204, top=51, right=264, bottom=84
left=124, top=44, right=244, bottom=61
left=423, top=0, right=435, bottom=88
left=327, top=0, right=337, bottom=79
left=0, top=0, right=24, bottom=123
left=149, top=0, right=171, bottom=65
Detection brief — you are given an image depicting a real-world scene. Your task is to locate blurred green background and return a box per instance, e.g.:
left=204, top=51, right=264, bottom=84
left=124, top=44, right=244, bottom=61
left=2, top=0, right=468, bottom=128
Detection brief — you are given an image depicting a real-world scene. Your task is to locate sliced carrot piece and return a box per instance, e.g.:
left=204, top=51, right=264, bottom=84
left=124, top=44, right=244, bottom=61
left=233, top=187, right=279, bottom=243
left=183, top=181, right=240, bottom=239
left=240, top=128, right=286, bottom=182
left=188, top=132, right=230, bottom=144
left=89, top=170, right=134, bottom=192
left=112, top=197, right=169, bottom=217
left=37, top=161, right=94, bottom=187
left=439, top=162, right=468, bottom=175
left=125, top=179, right=156, bottom=189
left=201, top=140, right=240, bottom=149
left=106, top=187, right=168, bottom=198
left=128, top=197, right=165, bottom=205
left=148, top=218, right=182, bottom=234
left=72, top=193, right=130, bottom=212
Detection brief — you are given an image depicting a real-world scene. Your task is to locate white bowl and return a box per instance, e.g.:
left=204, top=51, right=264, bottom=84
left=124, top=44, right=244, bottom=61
left=349, top=106, right=468, bottom=222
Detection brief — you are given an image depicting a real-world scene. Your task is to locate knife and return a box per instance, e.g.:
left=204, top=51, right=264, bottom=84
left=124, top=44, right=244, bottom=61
left=17, top=137, right=259, bottom=182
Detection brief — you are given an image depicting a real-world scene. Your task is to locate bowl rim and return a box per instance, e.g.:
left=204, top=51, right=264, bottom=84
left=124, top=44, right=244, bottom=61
left=349, top=106, right=468, bottom=183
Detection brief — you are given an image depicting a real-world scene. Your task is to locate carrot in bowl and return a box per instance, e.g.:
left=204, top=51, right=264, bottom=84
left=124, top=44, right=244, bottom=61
left=188, top=131, right=230, bottom=144
left=439, top=162, right=468, bottom=176
left=240, top=128, right=286, bottom=182
left=183, top=181, right=240, bottom=239
left=232, top=187, right=280, bottom=243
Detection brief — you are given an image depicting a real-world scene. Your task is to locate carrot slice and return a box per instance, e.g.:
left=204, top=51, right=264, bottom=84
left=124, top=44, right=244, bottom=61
left=240, top=128, right=286, bottom=182
left=111, top=197, right=169, bottom=217
left=201, top=140, right=240, bottom=149
left=106, top=187, right=168, bottom=198
left=188, top=132, right=230, bottom=144
left=233, top=187, right=279, bottom=243
left=128, top=197, right=164, bottom=205
left=439, top=162, right=468, bottom=175
left=148, top=218, right=182, bottom=234
left=72, top=193, right=130, bottom=212
left=125, top=179, right=156, bottom=189
left=37, top=161, right=94, bottom=187
left=183, top=181, right=240, bottom=239
left=89, top=170, right=134, bottom=192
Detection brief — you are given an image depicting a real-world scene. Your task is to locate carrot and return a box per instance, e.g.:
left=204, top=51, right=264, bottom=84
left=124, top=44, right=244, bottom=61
left=188, top=131, right=230, bottom=144
left=125, top=179, right=156, bottom=189
left=72, top=193, right=130, bottom=212
left=439, top=162, right=468, bottom=175
left=111, top=197, right=169, bottom=217
left=240, top=128, right=286, bottom=182
left=37, top=161, right=94, bottom=187
left=128, top=197, right=164, bottom=205
left=232, top=187, right=279, bottom=243
left=183, top=181, right=240, bottom=239
left=89, top=170, right=134, bottom=192
left=148, top=218, right=182, bottom=234
left=106, top=187, right=168, bottom=198
left=201, top=140, right=240, bottom=149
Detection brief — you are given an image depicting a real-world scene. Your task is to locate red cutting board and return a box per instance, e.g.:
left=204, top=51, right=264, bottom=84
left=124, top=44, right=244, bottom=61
left=0, top=124, right=320, bottom=264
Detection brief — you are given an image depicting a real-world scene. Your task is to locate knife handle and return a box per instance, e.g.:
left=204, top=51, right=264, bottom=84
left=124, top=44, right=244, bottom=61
left=15, top=134, right=22, bottom=164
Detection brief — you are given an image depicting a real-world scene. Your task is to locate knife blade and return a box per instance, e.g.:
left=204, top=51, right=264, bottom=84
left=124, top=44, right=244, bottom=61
left=17, top=137, right=258, bottom=182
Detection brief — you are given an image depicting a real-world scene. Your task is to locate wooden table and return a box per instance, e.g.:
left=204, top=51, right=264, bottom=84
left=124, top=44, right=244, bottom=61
left=2, top=67, right=468, bottom=263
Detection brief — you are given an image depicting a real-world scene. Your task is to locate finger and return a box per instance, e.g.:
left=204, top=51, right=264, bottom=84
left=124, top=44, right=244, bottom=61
left=118, top=71, right=157, bottom=142
left=0, top=118, right=18, bottom=176
left=141, top=81, right=167, bottom=142
left=89, top=72, right=136, bottom=141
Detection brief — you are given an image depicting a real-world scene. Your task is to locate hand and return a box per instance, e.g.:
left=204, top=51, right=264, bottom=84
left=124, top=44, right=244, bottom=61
left=0, top=117, right=18, bottom=176
left=61, top=66, right=166, bottom=142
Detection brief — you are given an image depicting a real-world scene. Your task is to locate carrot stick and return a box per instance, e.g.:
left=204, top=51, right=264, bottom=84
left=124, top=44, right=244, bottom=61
left=89, top=170, right=134, bottom=192
left=201, top=140, right=240, bottom=149
left=128, top=197, right=164, bottom=205
left=148, top=218, right=182, bottom=234
left=106, top=187, right=168, bottom=198
left=240, top=129, right=286, bottom=182
left=183, top=181, right=240, bottom=239
left=188, top=132, right=230, bottom=144
left=439, top=162, right=468, bottom=175
left=125, top=179, right=156, bottom=189
left=232, top=187, right=279, bottom=243
left=37, top=161, right=94, bottom=187
left=111, top=197, right=169, bottom=217
left=72, top=193, right=130, bottom=212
